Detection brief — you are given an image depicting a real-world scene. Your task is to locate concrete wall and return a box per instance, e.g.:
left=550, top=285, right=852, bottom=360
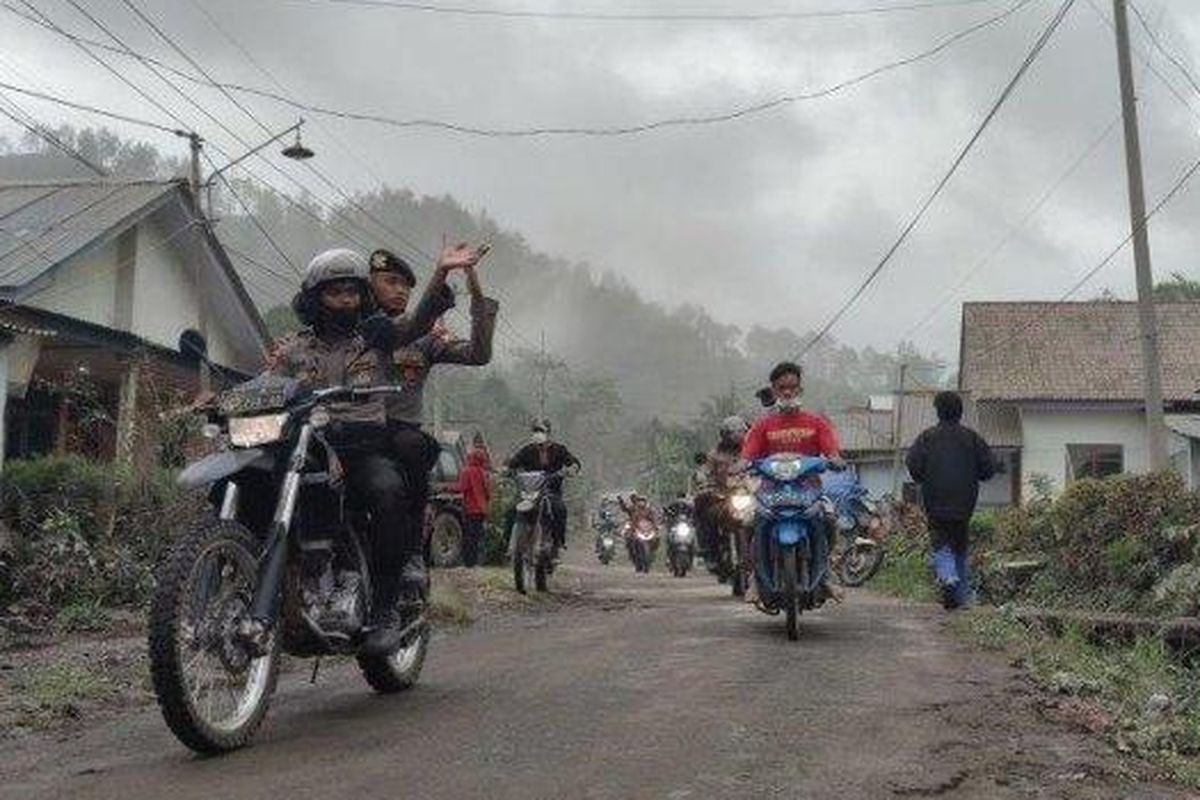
left=134, top=218, right=240, bottom=367
left=24, top=239, right=119, bottom=328
left=1018, top=406, right=1149, bottom=495
left=851, top=451, right=1016, bottom=507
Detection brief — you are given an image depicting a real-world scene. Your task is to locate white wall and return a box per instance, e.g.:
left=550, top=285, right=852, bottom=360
left=1019, top=406, right=1149, bottom=495
left=133, top=217, right=239, bottom=367
left=23, top=239, right=119, bottom=327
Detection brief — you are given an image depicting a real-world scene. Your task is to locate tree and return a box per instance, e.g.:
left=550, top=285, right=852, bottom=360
left=1153, top=272, right=1200, bottom=301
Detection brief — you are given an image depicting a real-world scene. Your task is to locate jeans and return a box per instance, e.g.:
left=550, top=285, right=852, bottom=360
left=929, top=517, right=973, bottom=607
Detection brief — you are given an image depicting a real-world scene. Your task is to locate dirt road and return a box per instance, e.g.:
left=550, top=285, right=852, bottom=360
left=2, top=557, right=1189, bottom=799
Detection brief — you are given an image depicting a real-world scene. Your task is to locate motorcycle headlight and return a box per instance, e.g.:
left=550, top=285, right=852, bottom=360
left=730, top=493, right=754, bottom=512
left=227, top=413, right=287, bottom=448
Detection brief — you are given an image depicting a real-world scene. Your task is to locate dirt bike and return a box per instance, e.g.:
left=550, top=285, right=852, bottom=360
left=149, top=377, right=429, bottom=754
left=508, top=469, right=567, bottom=594
left=592, top=506, right=620, bottom=566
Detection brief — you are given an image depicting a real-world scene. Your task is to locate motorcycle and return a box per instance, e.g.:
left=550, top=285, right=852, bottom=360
left=149, top=377, right=430, bottom=754
left=664, top=500, right=696, bottom=578
left=626, top=518, right=660, bottom=573
left=824, top=473, right=888, bottom=587
left=749, top=454, right=841, bottom=641
left=509, top=469, right=566, bottom=594
left=723, top=483, right=756, bottom=597
left=592, top=506, right=620, bottom=566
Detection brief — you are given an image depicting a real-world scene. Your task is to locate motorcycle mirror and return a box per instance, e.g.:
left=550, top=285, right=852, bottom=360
left=179, top=329, right=208, bottom=363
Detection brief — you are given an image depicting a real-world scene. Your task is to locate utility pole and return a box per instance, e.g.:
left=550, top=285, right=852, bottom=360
left=1113, top=0, right=1169, bottom=471
left=538, top=329, right=547, bottom=420
left=890, top=362, right=908, bottom=497
left=186, top=131, right=211, bottom=394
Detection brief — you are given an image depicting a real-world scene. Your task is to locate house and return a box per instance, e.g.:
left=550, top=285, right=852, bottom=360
left=0, top=177, right=270, bottom=468
left=830, top=392, right=1021, bottom=505
left=959, top=301, right=1200, bottom=497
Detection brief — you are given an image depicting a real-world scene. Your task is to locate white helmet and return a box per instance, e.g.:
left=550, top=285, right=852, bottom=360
left=302, top=248, right=368, bottom=292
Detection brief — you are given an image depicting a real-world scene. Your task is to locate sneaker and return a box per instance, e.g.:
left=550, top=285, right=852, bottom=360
left=940, top=580, right=960, bottom=611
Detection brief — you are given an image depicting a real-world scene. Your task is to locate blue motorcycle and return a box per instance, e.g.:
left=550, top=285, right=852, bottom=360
left=822, top=471, right=887, bottom=587
left=751, top=454, right=838, bottom=640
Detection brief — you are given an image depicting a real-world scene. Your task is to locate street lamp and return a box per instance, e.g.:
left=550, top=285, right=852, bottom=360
left=205, top=119, right=315, bottom=183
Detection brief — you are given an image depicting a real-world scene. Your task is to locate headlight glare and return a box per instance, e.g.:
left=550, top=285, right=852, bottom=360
left=227, top=413, right=287, bottom=448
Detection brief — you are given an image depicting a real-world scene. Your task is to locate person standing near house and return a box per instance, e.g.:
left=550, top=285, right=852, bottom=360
left=905, top=391, right=996, bottom=610
left=457, top=445, right=492, bottom=567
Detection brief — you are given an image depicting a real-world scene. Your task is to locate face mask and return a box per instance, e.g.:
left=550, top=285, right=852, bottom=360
left=776, top=395, right=803, bottom=412
left=531, top=432, right=549, bottom=444
left=321, top=306, right=360, bottom=332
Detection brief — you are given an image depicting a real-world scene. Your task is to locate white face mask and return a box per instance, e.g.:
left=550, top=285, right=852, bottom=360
left=531, top=432, right=549, bottom=444
left=776, top=395, right=803, bottom=412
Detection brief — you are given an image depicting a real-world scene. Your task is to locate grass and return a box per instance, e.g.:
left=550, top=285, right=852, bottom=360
left=428, top=580, right=474, bottom=626
left=54, top=601, right=112, bottom=633
left=949, top=607, right=1200, bottom=788
left=872, top=544, right=939, bottom=604
left=13, top=663, right=119, bottom=720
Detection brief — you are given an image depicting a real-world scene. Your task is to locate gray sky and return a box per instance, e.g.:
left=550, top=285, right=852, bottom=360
left=3, top=0, right=1200, bottom=362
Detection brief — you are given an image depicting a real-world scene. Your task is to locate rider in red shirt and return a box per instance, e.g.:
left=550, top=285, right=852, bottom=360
left=740, top=361, right=843, bottom=606
left=741, top=363, right=841, bottom=461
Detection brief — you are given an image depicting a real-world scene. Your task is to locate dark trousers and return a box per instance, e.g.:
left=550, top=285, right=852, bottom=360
left=387, top=423, right=441, bottom=565
left=463, top=514, right=485, bottom=567
left=929, top=517, right=972, bottom=606
left=343, top=451, right=410, bottom=609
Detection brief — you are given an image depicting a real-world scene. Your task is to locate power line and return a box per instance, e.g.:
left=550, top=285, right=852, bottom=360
left=0, top=90, right=107, bottom=175
left=0, top=78, right=181, bottom=134
left=791, top=0, right=1076, bottom=364
left=2, top=0, right=1037, bottom=139
left=282, top=0, right=1006, bottom=22
left=1128, top=1, right=1200, bottom=100
left=896, top=112, right=1121, bottom=344
left=969, top=149, right=1200, bottom=364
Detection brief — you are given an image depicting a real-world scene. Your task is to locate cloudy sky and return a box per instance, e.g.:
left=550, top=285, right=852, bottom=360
left=2, top=0, right=1200, bottom=361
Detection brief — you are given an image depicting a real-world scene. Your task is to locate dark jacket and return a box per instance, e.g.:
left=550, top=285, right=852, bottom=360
left=905, top=421, right=996, bottom=522
left=507, top=441, right=580, bottom=494
left=385, top=293, right=500, bottom=425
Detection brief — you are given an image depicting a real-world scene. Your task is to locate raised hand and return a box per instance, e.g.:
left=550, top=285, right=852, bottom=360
left=438, top=241, right=490, bottom=271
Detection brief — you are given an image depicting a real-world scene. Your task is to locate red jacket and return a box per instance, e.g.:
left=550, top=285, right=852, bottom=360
left=458, top=449, right=492, bottom=516
left=741, top=409, right=841, bottom=461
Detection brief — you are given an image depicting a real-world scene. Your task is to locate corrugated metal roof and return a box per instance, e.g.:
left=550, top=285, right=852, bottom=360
left=0, top=180, right=175, bottom=287
left=960, top=301, right=1200, bottom=403
left=832, top=393, right=1022, bottom=453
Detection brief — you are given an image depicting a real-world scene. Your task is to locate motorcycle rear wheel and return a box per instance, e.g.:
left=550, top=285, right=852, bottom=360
left=838, top=544, right=884, bottom=587
left=148, top=517, right=279, bottom=754
left=783, top=546, right=800, bottom=641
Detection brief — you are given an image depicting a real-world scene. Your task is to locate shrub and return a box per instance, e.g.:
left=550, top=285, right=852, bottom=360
left=1, top=455, right=204, bottom=612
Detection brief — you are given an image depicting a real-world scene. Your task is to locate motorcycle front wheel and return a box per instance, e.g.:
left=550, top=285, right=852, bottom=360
left=148, top=517, right=279, bottom=754
left=358, top=622, right=430, bottom=693
left=782, top=546, right=801, bottom=641
left=512, top=520, right=535, bottom=595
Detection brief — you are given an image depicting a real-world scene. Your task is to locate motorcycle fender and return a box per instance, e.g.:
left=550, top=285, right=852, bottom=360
left=177, top=448, right=271, bottom=490
left=775, top=520, right=807, bottom=546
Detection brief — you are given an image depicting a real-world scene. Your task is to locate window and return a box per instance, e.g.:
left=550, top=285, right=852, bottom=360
left=1066, top=444, right=1124, bottom=482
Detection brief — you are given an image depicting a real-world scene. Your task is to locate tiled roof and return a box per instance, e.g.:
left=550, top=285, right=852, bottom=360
left=960, top=301, right=1200, bottom=403
left=0, top=180, right=176, bottom=288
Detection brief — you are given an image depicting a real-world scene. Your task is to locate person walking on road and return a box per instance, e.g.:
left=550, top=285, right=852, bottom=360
left=905, top=391, right=996, bottom=610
